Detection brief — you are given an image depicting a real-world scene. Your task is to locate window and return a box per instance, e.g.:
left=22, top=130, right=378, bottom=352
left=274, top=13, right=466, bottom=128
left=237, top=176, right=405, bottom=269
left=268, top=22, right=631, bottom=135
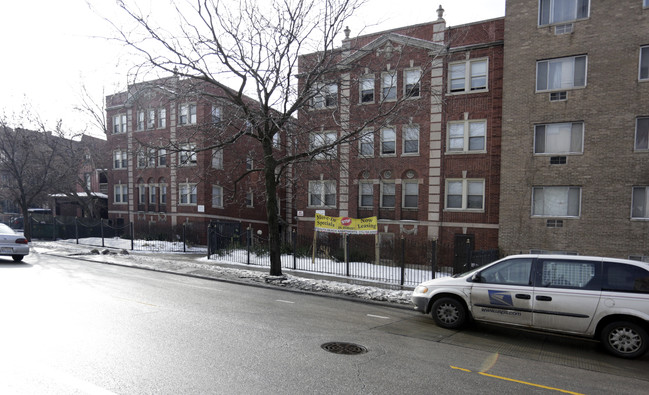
left=158, top=108, right=167, bottom=128
left=212, top=148, right=224, bottom=169
left=382, top=72, right=396, bottom=101
left=403, top=126, right=419, bottom=154
left=138, top=182, right=146, bottom=205
left=114, top=184, right=128, bottom=204
left=404, top=69, right=421, bottom=97
left=147, top=109, right=156, bottom=129
left=479, top=258, right=532, bottom=285
left=535, top=122, right=583, bottom=154
left=359, top=182, right=373, bottom=208
left=246, top=156, right=253, bottom=171
left=137, top=111, right=145, bottom=131
left=539, top=0, right=589, bottom=26
left=381, top=128, right=396, bottom=155
left=446, top=179, right=485, bottom=210
left=148, top=148, right=157, bottom=167
left=113, top=150, right=127, bottom=169
left=532, top=186, right=581, bottom=217
left=360, top=76, right=374, bottom=103
left=539, top=259, right=598, bottom=289
left=635, top=118, right=649, bottom=150
left=309, top=180, right=336, bottom=207
left=149, top=184, right=157, bottom=205
left=212, top=106, right=222, bottom=123
left=137, top=150, right=147, bottom=168
left=313, top=83, right=338, bottom=108
left=158, top=149, right=167, bottom=167
left=113, top=114, right=126, bottom=134
left=245, top=191, right=254, bottom=207
left=84, top=173, right=91, bottom=190
left=159, top=179, right=167, bottom=205
left=603, top=262, right=649, bottom=293
left=179, top=145, right=197, bottom=166
left=640, top=46, right=649, bottom=81
left=381, top=181, right=396, bottom=208
left=632, top=186, right=649, bottom=219
left=179, top=183, right=197, bottom=205
left=449, top=59, right=488, bottom=93
left=448, top=120, right=486, bottom=153
left=536, top=55, right=587, bottom=91
left=360, top=130, right=374, bottom=157
left=212, top=185, right=223, bottom=208
left=310, top=131, right=337, bottom=159
left=403, top=181, right=418, bottom=208
left=179, top=104, right=197, bottom=125
left=273, top=133, right=280, bottom=148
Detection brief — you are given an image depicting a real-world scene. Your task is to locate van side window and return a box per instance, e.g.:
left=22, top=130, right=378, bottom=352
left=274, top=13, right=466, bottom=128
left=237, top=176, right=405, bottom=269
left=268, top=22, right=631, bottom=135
left=603, top=262, right=649, bottom=293
left=539, top=259, right=599, bottom=290
left=479, top=258, right=533, bottom=285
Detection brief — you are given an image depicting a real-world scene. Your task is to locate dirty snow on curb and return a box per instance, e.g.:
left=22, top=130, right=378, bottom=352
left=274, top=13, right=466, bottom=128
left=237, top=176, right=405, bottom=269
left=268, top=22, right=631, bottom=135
left=32, top=241, right=414, bottom=306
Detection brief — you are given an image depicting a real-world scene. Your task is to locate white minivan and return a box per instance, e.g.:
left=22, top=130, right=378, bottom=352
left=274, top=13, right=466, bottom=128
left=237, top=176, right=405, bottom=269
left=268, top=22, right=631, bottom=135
left=411, top=254, right=649, bottom=358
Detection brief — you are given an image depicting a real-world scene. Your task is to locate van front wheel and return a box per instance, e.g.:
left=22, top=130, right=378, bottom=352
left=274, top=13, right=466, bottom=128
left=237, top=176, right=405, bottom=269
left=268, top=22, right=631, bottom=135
left=431, top=297, right=466, bottom=329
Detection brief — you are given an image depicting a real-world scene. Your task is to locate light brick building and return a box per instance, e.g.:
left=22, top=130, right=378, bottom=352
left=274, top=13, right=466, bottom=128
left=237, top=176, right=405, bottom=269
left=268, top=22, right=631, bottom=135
left=500, top=0, right=649, bottom=258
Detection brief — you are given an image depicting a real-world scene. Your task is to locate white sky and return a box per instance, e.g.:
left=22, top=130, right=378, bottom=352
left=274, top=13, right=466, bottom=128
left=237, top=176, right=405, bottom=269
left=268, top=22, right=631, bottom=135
left=0, top=0, right=505, bottom=137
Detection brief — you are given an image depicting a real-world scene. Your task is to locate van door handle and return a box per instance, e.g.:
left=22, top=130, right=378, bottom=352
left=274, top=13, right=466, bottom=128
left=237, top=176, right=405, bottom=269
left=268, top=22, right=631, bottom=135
left=536, top=295, right=552, bottom=301
left=515, top=294, right=531, bottom=300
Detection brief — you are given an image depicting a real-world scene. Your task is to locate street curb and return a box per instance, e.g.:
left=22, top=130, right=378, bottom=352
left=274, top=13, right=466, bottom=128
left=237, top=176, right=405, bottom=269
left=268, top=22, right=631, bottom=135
left=39, top=250, right=415, bottom=312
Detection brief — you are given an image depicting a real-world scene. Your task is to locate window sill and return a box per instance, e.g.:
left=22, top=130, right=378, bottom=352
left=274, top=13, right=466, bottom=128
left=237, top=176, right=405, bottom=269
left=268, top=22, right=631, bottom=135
left=359, top=101, right=375, bottom=105
left=447, top=89, right=489, bottom=96
left=113, top=168, right=127, bottom=170
left=536, top=86, right=585, bottom=94
left=538, top=17, right=589, bottom=28
left=444, top=208, right=485, bottom=213
left=380, top=153, right=397, bottom=158
left=531, top=215, right=579, bottom=219
left=402, top=152, right=420, bottom=157
left=445, top=150, right=486, bottom=155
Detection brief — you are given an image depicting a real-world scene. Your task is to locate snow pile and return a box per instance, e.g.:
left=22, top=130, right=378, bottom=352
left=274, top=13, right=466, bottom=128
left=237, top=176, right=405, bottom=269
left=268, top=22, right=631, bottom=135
left=32, top=241, right=414, bottom=306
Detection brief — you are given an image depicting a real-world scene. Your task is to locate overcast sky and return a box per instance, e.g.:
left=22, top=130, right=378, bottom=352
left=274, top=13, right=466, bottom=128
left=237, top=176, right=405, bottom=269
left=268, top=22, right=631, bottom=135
left=0, top=0, right=505, bottom=137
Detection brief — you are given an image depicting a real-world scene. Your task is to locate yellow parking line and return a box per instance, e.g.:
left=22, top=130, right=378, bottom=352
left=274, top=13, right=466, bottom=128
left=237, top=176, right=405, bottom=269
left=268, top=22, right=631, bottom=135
left=450, top=366, right=584, bottom=395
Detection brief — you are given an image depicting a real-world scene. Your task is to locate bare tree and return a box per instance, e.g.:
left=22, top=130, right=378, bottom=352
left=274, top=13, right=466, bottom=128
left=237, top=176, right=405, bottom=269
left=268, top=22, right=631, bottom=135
left=106, top=0, right=442, bottom=275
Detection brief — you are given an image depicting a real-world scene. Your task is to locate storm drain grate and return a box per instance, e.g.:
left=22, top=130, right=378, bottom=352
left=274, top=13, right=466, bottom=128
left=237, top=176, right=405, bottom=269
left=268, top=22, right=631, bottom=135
left=321, top=342, right=368, bottom=355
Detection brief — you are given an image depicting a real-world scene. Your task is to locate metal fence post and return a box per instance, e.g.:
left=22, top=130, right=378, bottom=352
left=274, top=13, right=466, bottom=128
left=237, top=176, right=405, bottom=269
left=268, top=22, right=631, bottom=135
left=183, top=223, right=186, bottom=253
left=75, top=218, right=79, bottom=244
left=101, top=218, right=105, bottom=247
left=246, top=226, right=251, bottom=265
left=207, top=224, right=211, bottom=260
left=130, top=222, right=134, bottom=250
left=345, top=234, right=350, bottom=277
left=292, top=228, right=297, bottom=270
left=431, top=239, right=437, bottom=279
left=52, top=217, right=56, bottom=241
left=400, top=236, right=405, bottom=286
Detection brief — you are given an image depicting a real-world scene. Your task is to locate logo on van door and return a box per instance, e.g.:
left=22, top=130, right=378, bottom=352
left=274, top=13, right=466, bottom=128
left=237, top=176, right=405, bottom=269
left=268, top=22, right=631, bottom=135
left=488, top=290, right=513, bottom=307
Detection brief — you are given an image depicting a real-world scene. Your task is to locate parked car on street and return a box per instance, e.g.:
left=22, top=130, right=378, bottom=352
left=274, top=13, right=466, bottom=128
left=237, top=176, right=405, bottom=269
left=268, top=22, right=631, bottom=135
left=0, top=223, right=29, bottom=262
left=412, top=254, right=649, bottom=358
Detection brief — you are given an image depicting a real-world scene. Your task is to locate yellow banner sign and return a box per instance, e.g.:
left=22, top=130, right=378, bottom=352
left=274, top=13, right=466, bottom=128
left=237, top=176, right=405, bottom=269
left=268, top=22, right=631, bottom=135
left=314, top=213, right=377, bottom=234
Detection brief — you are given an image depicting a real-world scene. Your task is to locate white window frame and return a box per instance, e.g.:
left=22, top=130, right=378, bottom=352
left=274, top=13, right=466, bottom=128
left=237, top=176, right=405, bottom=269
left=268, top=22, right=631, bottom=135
left=536, top=55, right=587, bottom=92
left=245, top=191, right=254, bottom=208
left=113, top=150, right=127, bottom=169
left=136, top=150, right=147, bottom=168
left=246, top=156, right=254, bottom=171
left=445, top=179, right=485, bottom=211
left=114, top=184, right=128, bottom=204
left=211, top=105, right=222, bottom=123
left=447, top=120, right=487, bottom=153
left=138, top=182, right=146, bottom=205
left=360, top=75, right=375, bottom=103
left=534, top=122, right=584, bottom=154
left=313, top=83, right=338, bottom=109
left=212, top=148, right=224, bottom=169
left=179, top=103, right=197, bottom=125
left=308, top=180, right=336, bottom=208
left=380, top=127, right=396, bottom=156
left=640, top=46, right=649, bottom=81
left=147, top=148, right=157, bottom=167
left=159, top=182, right=167, bottom=205
left=632, top=186, right=649, bottom=219
left=310, top=131, right=337, bottom=159
left=136, top=110, right=145, bottom=131
left=149, top=184, right=157, bottom=205
left=359, top=130, right=374, bottom=157
left=532, top=186, right=581, bottom=218
left=381, top=72, right=397, bottom=101
left=113, top=114, right=126, bottom=134
left=359, top=181, right=374, bottom=208
left=635, top=117, right=649, bottom=151
left=538, top=0, right=590, bottom=26
left=380, top=181, right=396, bottom=208
left=179, top=144, right=197, bottom=166
left=212, top=185, right=223, bottom=208
left=403, top=125, right=420, bottom=155
left=158, top=108, right=167, bottom=128
left=158, top=149, right=167, bottom=167
left=449, top=59, right=488, bottom=93
left=179, top=183, right=197, bottom=205
left=404, top=68, right=421, bottom=98
left=147, top=109, right=156, bottom=129
left=402, top=181, right=419, bottom=209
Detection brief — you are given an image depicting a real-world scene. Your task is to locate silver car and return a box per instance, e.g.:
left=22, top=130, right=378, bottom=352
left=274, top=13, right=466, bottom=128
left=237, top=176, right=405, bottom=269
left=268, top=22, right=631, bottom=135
left=0, top=223, right=29, bottom=262
left=412, top=254, right=649, bottom=358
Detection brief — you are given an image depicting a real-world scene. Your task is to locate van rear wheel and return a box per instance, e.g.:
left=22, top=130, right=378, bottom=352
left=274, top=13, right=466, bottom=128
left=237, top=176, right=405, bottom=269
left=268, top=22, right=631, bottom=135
left=601, top=321, right=649, bottom=359
left=431, top=297, right=467, bottom=329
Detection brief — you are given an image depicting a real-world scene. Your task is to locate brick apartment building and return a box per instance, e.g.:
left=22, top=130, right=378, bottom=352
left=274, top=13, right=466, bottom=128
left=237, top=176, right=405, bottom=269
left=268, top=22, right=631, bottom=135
left=500, top=0, right=649, bottom=259
left=105, top=77, right=287, bottom=239
left=294, top=7, right=504, bottom=265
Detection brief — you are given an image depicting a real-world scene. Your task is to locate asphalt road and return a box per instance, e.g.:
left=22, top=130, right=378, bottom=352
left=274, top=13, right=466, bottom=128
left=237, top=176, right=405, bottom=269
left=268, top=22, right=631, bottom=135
left=1, top=253, right=647, bottom=394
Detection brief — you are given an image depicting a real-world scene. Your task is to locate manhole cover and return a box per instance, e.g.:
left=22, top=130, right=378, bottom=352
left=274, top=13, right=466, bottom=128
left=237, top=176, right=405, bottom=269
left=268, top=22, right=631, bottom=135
left=321, top=342, right=368, bottom=355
